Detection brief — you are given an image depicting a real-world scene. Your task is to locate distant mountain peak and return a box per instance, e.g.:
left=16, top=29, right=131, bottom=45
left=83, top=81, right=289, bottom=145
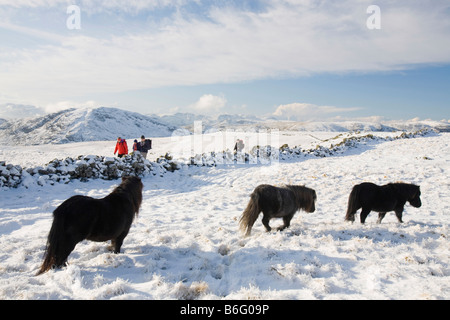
left=0, top=107, right=176, bottom=145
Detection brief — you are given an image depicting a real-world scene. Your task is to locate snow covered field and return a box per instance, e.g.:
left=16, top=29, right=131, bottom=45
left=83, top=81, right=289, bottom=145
left=0, top=131, right=448, bottom=299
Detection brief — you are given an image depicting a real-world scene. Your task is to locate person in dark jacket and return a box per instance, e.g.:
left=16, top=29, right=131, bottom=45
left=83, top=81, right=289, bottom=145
left=138, top=135, right=152, bottom=159
left=234, top=139, right=245, bottom=152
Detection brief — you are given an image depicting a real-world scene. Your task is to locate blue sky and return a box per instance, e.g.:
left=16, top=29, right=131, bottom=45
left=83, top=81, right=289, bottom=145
left=0, top=0, right=449, bottom=121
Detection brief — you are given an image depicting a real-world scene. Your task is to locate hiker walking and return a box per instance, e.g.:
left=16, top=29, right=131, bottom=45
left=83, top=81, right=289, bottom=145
left=114, top=137, right=128, bottom=158
left=234, top=139, right=245, bottom=152
left=138, top=135, right=152, bottom=159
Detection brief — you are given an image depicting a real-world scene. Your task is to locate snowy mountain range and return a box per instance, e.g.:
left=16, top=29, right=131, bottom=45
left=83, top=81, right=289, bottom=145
left=0, top=107, right=175, bottom=145
left=0, top=106, right=449, bottom=145
left=152, top=112, right=450, bottom=134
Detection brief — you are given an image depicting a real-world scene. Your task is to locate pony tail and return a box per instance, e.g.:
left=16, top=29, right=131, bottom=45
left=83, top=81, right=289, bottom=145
left=345, top=185, right=360, bottom=221
left=239, top=192, right=261, bottom=236
left=37, top=210, right=65, bottom=275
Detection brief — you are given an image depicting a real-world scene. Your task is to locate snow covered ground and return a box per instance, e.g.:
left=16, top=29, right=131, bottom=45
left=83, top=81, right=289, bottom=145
left=0, top=131, right=448, bottom=299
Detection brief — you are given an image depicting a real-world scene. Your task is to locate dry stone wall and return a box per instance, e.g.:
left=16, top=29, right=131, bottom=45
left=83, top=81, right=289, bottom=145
left=0, top=129, right=434, bottom=189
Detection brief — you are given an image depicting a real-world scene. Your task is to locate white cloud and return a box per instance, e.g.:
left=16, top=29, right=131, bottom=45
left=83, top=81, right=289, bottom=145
left=0, top=0, right=188, bottom=10
left=42, top=100, right=99, bottom=114
left=0, top=21, right=65, bottom=43
left=189, top=94, right=227, bottom=114
left=0, top=0, right=449, bottom=106
left=273, top=103, right=361, bottom=121
left=0, top=103, right=45, bottom=119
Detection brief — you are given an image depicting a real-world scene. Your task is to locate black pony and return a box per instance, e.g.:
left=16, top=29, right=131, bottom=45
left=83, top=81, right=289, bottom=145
left=37, top=176, right=143, bottom=275
left=345, top=182, right=421, bottom=224
left=239, top=184, right=317, bottom=236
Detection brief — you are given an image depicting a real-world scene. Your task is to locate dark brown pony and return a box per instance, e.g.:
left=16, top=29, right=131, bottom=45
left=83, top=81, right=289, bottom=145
left=239, top=184, right=317, bottom=236
left=37, top=176, right=143, bottom=275
left=345, top=182, right=421, bottom=224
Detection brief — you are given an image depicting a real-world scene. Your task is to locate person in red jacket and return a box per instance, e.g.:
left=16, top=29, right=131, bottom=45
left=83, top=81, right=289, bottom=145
left=114, top=137, right=128, bottom=158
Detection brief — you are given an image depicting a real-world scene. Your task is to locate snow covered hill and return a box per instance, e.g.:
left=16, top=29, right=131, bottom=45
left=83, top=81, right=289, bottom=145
left=0, top=107, right=176, bottom=145
left=1, top=106, right=449, bottom=146
left=0, top=131, right=448, bottom=299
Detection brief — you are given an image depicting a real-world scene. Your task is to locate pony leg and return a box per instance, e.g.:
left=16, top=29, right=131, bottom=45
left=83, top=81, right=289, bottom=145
left=277, top=214, right=293, bottom=231
left=360, top=208, right=371, bottom=224
left=55, top=238, right=77, bottom=269
left=262, top=214, right=272, bottom=232
left=110, top=239, right=123, bottom=254
left=109, top=241, right=122, bottom=254
left=110, top=230, right=129, bottom=253
left=395, top=208, right=404, bottom=223
left=377, top=212, right=387, bottom=224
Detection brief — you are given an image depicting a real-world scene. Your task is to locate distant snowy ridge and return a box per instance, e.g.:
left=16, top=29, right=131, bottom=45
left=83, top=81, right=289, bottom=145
left=1, top=106, right=449, bottom=146
left=153, top=112, right=450, bottom=134
left=0, top=107, right=176, bottom=146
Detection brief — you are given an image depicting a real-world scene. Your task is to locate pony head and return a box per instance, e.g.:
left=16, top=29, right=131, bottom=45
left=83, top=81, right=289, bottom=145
left=408, top=185, right=422, bottom=208
left=307, top=189, right=317, bottom=213
left=289, top=185, right=316, bottom=213
left=117, top=176, right=144, bottom=216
